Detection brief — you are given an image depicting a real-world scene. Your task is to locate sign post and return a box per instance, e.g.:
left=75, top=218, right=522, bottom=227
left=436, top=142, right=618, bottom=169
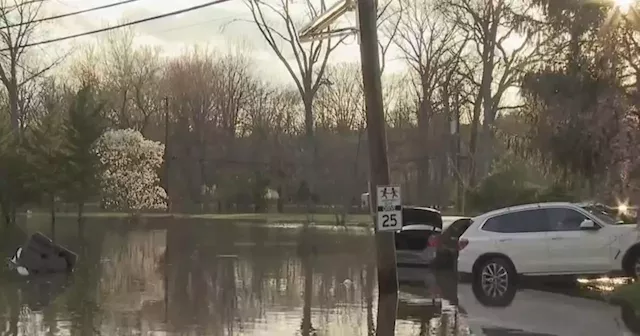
left=376, top=185, right=402, bottom=232
left=297, top=0, right=400, bottom=334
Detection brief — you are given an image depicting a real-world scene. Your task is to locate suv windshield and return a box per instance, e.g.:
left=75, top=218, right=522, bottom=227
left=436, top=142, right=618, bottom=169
left=580, top=204, right=634, bottom=225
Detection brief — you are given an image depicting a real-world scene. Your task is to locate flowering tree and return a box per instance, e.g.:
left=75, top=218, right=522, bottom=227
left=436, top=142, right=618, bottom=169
left=93, top=129, right=167, bottom=212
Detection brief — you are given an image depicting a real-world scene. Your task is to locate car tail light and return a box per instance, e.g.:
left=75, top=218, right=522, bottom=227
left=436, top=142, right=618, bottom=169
left=458, top=238, right=469, bottom=251
left=427, top=235, right=440, bottom=247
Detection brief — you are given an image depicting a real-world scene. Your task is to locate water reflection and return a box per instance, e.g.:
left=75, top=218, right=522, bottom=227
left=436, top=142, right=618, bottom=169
left=4, top=217, right=639, bottom=335
left=465, top=277, right=640, bottom=335
left=3, top=218, right=392, bottom=335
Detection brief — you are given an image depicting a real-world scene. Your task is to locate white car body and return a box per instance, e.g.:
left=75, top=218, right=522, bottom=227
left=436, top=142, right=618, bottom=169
left=458, top=202, right=640, bottom=277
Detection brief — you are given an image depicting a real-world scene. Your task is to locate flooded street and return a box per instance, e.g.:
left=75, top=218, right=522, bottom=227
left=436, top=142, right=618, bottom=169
left=0, top=217, right=638, bottom=336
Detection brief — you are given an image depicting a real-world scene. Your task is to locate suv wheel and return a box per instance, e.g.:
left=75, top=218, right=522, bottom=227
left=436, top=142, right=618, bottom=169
left=472, top=257, right=516, bottom=306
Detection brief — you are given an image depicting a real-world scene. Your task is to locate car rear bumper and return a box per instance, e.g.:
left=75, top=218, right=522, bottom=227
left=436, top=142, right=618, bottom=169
left=396, top=249, right=436, bottom=266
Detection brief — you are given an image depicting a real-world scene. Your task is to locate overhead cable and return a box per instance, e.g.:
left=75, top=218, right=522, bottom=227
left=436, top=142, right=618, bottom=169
left=0, top=0, right=232, bottom=51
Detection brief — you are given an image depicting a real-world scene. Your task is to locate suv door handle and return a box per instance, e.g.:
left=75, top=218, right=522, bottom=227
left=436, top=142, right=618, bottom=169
left=551, top=237, right=563, bottom=241
left=498, top=239, right=512, bottom=242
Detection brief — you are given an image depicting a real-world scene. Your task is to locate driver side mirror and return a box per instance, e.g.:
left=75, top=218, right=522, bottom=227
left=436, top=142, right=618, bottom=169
left=579, top=219, right=599, bottom=231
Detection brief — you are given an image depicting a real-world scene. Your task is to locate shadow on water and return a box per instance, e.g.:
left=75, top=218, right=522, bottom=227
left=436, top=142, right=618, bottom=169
left=4, top=216, right=640, bottom=335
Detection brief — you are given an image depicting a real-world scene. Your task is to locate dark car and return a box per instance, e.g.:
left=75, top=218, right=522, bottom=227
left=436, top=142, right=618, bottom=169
left=395, top=207, right=443, bottom=266
left=395, top=207, right=471, bottom=269
left=432, top=217, right=472, bottom=269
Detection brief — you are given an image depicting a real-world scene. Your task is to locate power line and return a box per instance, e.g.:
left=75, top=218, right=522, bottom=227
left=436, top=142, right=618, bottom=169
left=152, top=15, right=232, bottom=34
left=1, top=0, right=141, bottom=29
left=0, top=0, right=232, bottom=52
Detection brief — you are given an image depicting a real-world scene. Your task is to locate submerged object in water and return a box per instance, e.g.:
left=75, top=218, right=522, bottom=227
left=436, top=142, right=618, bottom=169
left=8, top=248, right=29, bottom=276
left=6, top=232, right=77, bottom=276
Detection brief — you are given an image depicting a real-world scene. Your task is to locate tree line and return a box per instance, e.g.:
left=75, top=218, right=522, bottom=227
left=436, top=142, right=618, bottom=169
left=0, top=0, right=639, bottom=225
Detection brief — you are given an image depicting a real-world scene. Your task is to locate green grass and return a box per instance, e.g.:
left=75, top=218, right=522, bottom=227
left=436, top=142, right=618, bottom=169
left=27, top=211, right=373, bottom=226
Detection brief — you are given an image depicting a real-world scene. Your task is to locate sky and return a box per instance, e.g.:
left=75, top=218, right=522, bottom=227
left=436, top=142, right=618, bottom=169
left=35, top=0, right=402, bottom=83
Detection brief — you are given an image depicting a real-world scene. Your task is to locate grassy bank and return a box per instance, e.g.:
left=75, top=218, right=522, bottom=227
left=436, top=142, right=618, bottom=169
left=27, top=211, right=373, bottom=226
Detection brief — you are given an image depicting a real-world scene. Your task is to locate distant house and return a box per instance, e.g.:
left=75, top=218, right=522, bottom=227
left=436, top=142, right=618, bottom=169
left=361, top=192, right=369, bottom=210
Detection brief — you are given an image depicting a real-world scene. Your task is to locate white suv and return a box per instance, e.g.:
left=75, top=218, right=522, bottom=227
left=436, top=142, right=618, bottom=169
left=458, top=202, right=640, bottom=301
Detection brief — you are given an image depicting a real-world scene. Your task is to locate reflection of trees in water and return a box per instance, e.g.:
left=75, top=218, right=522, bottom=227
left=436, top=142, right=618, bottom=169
left=66, top=224, right=106, bottom=336
left=0, top=222, right=384, bottom=335
left=362, top=262, right=375, bottom=336
left=427, top=310, right=469, bottom=336
left=163, top=224, right=375, bottom=335
left=98, top=229, right=166, bottom=335
left=395, top=304, right=468, bottom=336
left=165, top=223, right=237, bottom=335
left=99, top=230, right=166, bottom=308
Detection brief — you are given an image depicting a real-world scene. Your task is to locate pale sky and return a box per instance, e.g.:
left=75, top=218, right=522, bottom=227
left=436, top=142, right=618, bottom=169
left=34, top=0, right=404, bottom=83
left=28, top=0, right=522, bottom=109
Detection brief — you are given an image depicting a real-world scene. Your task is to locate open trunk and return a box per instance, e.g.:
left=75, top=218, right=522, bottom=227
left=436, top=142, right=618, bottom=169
left=395, top=207, right=443, bottom=265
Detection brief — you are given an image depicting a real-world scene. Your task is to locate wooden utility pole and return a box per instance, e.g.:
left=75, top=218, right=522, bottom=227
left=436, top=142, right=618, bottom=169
left=164, top=97, right=171, bottom=212
left=357, top=0, right=398, bottom=334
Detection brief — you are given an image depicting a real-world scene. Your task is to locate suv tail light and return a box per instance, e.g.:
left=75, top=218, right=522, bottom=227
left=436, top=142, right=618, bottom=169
left=457, top=238, right=469, bottom=251
left=427, top=234, right=440, bottom=248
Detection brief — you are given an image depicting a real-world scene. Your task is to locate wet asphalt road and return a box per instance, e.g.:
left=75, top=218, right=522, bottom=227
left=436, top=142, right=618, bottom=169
left=0, top=217, right=637, bottom=335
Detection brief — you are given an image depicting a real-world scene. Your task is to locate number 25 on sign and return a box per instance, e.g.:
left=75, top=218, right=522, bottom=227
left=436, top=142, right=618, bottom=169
left=376, top=185, right=402, bottom=232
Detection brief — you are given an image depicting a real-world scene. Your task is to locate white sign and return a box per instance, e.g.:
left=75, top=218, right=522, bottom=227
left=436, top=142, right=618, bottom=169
left=376, top=185, right=402, bottom=232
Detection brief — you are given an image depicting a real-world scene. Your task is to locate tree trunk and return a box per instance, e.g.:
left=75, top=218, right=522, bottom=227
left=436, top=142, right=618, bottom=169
left=477, top=60, right=496, bottom=180
left=77, top=201, right=85, bottom=221
left=50, top=194, right=56, bottom=242
left=302, top=95, right=317, bottom=218
left=468, top=90, right=483, bottom=187
left=276, top=186, right=284, bottom=213
left=8, top=82, right=19, bottom=131
left=417, top=97, right=432, bottom=205
left=365, top=261, right=375, bottom=336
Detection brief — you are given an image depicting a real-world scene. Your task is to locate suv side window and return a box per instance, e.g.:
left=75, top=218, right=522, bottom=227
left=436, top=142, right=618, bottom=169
left=482, top=209, right=549, bottom=233
left=546, top=208, right=588, bottom=231
left=444, top=219, right=472, bottom=239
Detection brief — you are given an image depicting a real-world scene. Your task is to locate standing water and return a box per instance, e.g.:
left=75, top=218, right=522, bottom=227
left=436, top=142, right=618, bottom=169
left=0, top=217, right=466, bottom=336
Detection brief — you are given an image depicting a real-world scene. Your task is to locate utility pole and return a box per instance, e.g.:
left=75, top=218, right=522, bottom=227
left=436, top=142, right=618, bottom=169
left=164, top=97, right=171, bottom=212
left=357, top=0, right=398, bottom=334
left=455, top=97, right=463, bottom=213
left=295, top=0, right=397, bottom=333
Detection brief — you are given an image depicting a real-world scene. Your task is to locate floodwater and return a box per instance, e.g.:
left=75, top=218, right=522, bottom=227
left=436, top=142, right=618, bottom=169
left=0, top=217, right=638, bottom=336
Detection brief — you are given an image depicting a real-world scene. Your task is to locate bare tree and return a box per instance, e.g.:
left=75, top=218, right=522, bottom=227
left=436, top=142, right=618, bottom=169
left=392, top=0, right=466, bottom=204
left=0, top=0, right=68, bottom=226
left=0, top=0, right=63, bottom=132
left=315, top=62, right=368, bottom=223
left=241, top=0, right=350, bottom=213
left=443, top=0, right=542, bottom=183
left=163, top=48, right=258, bottom=210
left=211, top=54, right=254, bottom=140
left=243, top=0, right=344, bottom=138
left=315, top=63, right=364, bottom=133
left=244, top=84, right=301, bottom=212
left=98, top=28, right=163, bottom=133
left=378, top=0, right=402, bottom=74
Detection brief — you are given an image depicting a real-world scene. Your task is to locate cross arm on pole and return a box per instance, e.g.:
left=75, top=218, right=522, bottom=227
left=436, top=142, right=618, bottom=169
left=297, top=0, right=358, bottom=43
